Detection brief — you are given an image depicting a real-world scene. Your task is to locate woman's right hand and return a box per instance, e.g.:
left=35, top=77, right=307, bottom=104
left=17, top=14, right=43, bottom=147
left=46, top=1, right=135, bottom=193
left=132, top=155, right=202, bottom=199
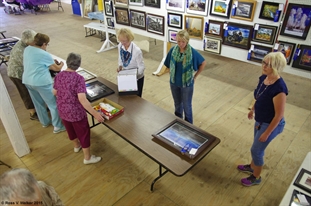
left=94, top=112, right=105, bottom=123
left=248, top=110, right=254, bottom=120
left=117, top=66, right=122, bottom=72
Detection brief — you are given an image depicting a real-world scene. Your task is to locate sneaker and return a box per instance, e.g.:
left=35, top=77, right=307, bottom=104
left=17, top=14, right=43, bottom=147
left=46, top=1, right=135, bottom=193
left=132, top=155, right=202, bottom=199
left=53, top=127, right=66, bottom=134
left=241, top=174, right=261, bottom=186
left=42, top=123, right=50, bottom=128
left=83, top=155, right=102, bottom=165
left=30, top=112, right=39, bottom=121
left=237, top=164, right=254, bottom=174
left=74, top=146, right=82, bottom=153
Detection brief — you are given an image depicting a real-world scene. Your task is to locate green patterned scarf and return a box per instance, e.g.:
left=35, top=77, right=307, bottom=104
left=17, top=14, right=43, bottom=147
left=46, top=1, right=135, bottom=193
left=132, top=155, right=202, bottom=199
left=169, top=44, right=193, bottom=87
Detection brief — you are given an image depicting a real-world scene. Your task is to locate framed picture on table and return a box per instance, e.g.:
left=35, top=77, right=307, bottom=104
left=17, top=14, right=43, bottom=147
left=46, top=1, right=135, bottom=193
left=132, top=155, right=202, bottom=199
left=115, top=7, right=130, bottom=26
left=166, top=0, right=185, bottom=12
left=231, top=0, right=256, bottom=22
left=145, top=0, right=160, bottom=8
left=186, top=0, right=209, bottom=16
left=209, top=0, right=232, bottom=19
left=223, top=22, right=253, bottom=50
left=252, top=24, right=278, bottom=45
left=130, top=10, right=146, bottom=30
left=275, top=41, right=296, bottom=65
left=259, top=1, right=281, bottom=22
left=206, top=20, right=224, bottom=37
left=292, top=44, right=311, bottom=71
left=294, top=168, right=311, bottom=193
left=77, top=69, right=97, bottom=82
left=184, top=15, right=204, bottom=39
left=168, top=12, right=183, bottom=29
left=280, top=3, right=311, bottom=40
left=147, top=13, right=164, bottom=36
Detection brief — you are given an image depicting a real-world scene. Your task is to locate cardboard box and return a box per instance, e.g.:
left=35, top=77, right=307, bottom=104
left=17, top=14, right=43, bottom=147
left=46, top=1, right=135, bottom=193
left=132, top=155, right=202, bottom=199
left=93, top=98, right=124, bottom=120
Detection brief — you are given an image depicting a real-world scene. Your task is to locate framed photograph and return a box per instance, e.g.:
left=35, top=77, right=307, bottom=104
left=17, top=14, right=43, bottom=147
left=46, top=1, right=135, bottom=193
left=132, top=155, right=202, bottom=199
left=115, top=0, right=128, bottom=7
left=186, top=0, right=209, bottom=16
left=259, top=1, right=281, bottom=22
left=292, top=44, right=311, bottom=72
left=231, top=0, right=256, bottom=22
left=206, top=20, right=224, bottom=37
left=104, top=1, right=113, bottom=17
left=129, top=0, right=143, bottom=6
left=130, top=10, right=146, bottom=30
left=280, top=3, right=311, bottom=40
left=168, top=12, right=183, bottom=29
left=147, top=13, right=164, bottom=36
left=145, top=0, right=160, bottom=8
left=106, top=17, right=115, bottom=28
left=252, top=24, right=278, bottom=45
left=83, top=0, right=94, bottom=17
left=166, top=0, right=185, bottom=12
left=184, top=15, right=204, bottom=39
left=290, top=189, right=311, bottom=206
left=77, top=69, right=97, bottom=82
left=152, top=119, right=217, bottom=159
left=115, top=7, right=130, bottom=26
left=204, top=36, right=222, bottom=54
left=223, top=22, right=253, bottom=50
left=168, top=29, right=178, bottom=43
left=294, top=168, right=311, bottom=193
left=249, top=44, right=272, bottom=63
left=85, top=81, right=115, bottom=102
left=209, top=0, right=232, bottom=19
left=275, top=41, right=296, bottom=65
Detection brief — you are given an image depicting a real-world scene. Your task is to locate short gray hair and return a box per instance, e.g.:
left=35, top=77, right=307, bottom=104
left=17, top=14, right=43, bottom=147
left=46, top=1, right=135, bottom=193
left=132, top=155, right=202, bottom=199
left=263, top=51, right=287, bottom=75
left=66, top=52, right=81, bottom=70
left=0, top=168, right=40, bottom=202
left=21, top=29, right=37, bottom=45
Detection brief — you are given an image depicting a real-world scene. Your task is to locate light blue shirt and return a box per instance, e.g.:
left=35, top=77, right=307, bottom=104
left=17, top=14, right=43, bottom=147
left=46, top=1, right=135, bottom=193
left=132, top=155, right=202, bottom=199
left=22, top=46, right=54, bottom=86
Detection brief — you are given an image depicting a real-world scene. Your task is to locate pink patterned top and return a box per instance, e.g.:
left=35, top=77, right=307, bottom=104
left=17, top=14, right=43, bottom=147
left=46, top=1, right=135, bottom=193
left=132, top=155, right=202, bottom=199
left=53, top=71, right=86, bottom=122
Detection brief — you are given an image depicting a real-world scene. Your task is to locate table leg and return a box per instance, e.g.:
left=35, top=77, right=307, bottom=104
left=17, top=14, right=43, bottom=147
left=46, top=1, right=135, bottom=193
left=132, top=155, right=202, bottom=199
left=150, top=165, right=168, bottom=192
left=89, top=115, right=101, bottom=128
left=0, top=160, right=11, bottom=168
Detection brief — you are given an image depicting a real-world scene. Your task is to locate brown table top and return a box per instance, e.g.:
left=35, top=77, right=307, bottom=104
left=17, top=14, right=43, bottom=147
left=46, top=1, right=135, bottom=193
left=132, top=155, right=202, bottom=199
left=91, top=77, right=220, bottom=176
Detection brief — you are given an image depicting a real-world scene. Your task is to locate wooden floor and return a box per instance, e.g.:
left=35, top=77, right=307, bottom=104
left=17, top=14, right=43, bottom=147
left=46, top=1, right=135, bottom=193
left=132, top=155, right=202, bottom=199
left=1, top=3, right=311, bottom=206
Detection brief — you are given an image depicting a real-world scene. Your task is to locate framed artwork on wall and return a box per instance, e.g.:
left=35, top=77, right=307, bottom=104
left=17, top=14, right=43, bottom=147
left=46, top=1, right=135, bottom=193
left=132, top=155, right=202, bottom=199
left=209, top=0, right=232, bottom=19
left=145, top=0, right=160, bottom=8
left=252, top=24, right=278, bottom=45
left=147, top=14, right=164, bottom=36
left=115, top=0, right=128, bottom=7
left=231, top=0, right=257, bottom=22
left=115, top=7, right=130, bottom=26
left=129, top=0, right=143, bottom=6
left=204, top=36, right=222, bottom=54
left=130, top=10, right=146, bottom=30
left=206, top=20, right=224, bottom=37
left=168, top=12, right=183, bottom=29
left=186, top=0, right=209, bottom=16
left=259, top=1, right=281, bottom=22
left=106, top=17, right=115, bottom=28
left=275, top=41, right=296, bottom=65
left=83, top=0, right=94, bottom=17
left=104, top=0, right=113, bottom=17
left=184, top=15, right=204, bottom=39
left=280, top=3, right=311, bottom=40
left=249, top=44, right=272, bottom=63
left=292, top=45, right=311, bottom=71
left=168, top=29, right=179, bottom=43
left=166, top=0, right=185, bottom=12
left=223, top=22, right=253, bottom=50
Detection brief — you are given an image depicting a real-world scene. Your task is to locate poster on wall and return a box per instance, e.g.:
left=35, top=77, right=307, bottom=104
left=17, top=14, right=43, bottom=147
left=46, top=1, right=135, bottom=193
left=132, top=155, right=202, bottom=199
left=83, top=0, right=94, bottom=17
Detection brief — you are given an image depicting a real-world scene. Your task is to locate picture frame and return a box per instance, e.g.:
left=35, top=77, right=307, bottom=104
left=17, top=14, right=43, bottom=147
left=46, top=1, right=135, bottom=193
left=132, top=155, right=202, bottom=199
left=115, top=7, right=130, bottom=26
left=252, top=24, right=278, bottom=45
left=231, top=0, right=256, bottom=22
left=290, top=189, right=311, bottom=206
left=186, top=0, right=209, bottom=16
left=168, top=12, right=183, bottom=29
left=144, top=0, right=160, bottom=8
left=83, top=0, right=94, bottom=17
left=275, top=41, right=296, bottom=65
left=249, top=44, right=272, bottom=63
left=152, top=119, right=217, bottom=159
left=294, top=168, right=311, bottom=193
left=292, top=44, right=311, bottom=72
left=204, top=36, right=222, bottom=54
left=85, top=81, right=115, bottom=102
left=115, top=0, right=128, bottom=7
left=146, top=13, right=164, bottom=36
left=280, top=3, right=311, bottom=40
left=106, top=17, right=115, bottom=28
left=130, top=9, right=146, bottom=30
left=104, top=0, right=113, bottom=17
left=209, top=0, right=232, bottom=19
left=184, top=15, right=204, bottom=39
left=168, top=29, right=178, bottom=43
left=166, top=0, right=185, bottom=12
left=259, top=1, right=281, bottom=22
left=129, top=0, right=143, bottom=7
left=223, top=22, right=253, bottom=50
left=77, top=69, right=97, bottom=82
left=206, top=20, right=224, bottom=37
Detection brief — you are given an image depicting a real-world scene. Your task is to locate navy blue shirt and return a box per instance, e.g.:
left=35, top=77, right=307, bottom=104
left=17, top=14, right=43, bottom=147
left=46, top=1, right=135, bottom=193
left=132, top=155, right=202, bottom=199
left=254, top=75, right=288, bottom=123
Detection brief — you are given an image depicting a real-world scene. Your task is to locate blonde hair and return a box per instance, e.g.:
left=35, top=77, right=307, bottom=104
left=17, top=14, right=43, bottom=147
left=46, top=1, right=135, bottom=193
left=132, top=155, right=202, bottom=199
left=117, top=28, right=134, bottom=42
left=263, top=52, right=287, bottom=75
left=176, top=30, right=189, bottom=43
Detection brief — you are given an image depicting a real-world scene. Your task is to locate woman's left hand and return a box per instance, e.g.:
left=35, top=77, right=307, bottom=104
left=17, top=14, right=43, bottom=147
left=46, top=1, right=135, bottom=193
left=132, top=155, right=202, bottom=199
left=259, top=132, right=269, bottom=142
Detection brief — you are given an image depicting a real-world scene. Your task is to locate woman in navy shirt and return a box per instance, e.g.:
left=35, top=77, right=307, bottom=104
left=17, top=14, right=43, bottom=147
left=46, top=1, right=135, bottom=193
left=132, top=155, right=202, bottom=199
left=237, top=52, right=288, bottom=186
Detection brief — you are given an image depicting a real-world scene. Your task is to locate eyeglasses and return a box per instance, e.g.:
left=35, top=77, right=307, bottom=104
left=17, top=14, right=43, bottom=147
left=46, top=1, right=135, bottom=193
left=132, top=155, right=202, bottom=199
left=262, top=60, right=270, bottom=67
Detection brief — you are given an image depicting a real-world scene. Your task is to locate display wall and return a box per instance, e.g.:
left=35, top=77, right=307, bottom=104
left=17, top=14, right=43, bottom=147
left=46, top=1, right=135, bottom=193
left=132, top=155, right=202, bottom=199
left=101, top=0, right=311, bottom=78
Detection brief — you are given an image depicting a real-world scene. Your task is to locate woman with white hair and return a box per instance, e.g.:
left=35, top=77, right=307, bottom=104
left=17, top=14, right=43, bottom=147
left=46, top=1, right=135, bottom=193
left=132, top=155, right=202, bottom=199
left=7, top=29, right=38, bottom=120
left=237, top=52, right=288, bottom=186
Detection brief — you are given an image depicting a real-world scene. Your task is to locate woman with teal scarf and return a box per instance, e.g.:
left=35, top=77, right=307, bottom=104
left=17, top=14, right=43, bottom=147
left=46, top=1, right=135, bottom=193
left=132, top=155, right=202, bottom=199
left=164, top=30, right=206, bottom=124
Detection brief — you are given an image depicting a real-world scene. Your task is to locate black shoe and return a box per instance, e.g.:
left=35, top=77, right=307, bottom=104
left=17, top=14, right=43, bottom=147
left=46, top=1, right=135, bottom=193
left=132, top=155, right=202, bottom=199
left=30, top=112, right=39, bottom=121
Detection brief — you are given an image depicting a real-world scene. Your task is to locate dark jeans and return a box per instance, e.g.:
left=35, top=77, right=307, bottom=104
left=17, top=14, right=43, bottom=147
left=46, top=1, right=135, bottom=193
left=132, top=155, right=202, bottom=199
left=9, top=77, right=35, bottom=110
left=137, top=76, right=144, bottom=97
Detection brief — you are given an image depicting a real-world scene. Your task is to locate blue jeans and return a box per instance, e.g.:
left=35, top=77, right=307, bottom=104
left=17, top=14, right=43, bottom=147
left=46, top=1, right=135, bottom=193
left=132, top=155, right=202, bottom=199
left=251, top=118, right=285, bottom=166
left=25, top=84, right=63, bottom=129
left=170, top=83, right=194, bottom=124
